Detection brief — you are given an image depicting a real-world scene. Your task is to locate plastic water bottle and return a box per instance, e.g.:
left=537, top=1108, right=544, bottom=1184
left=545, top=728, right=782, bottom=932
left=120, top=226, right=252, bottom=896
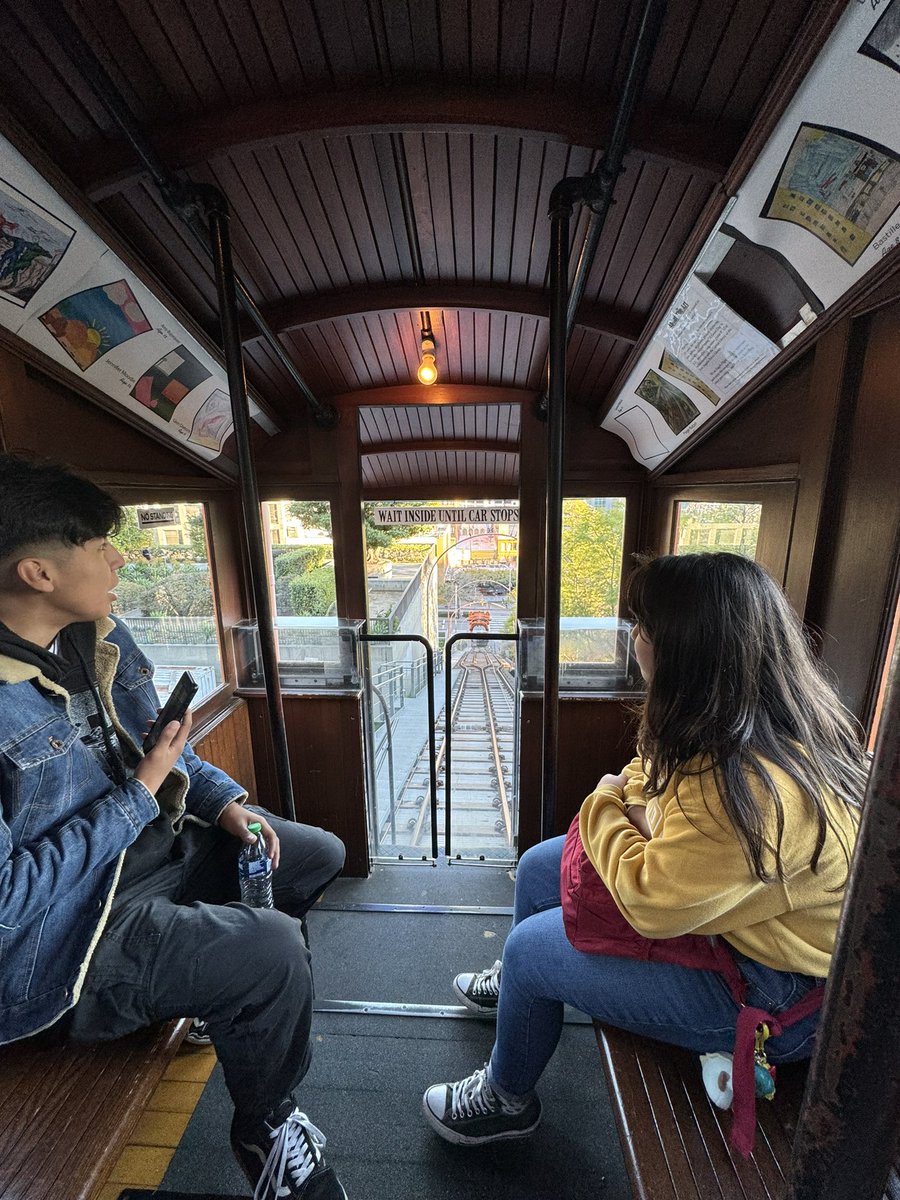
left=238, top=821, right=274, bottom=908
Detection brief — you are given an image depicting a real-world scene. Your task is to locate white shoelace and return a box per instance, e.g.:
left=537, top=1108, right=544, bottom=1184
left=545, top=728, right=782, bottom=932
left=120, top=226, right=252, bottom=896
left=253, top=1109, right=325, bottom=1200
left=472, top=960, right=502, bottom=998
left=449, top=1067, right=499, bottom=1120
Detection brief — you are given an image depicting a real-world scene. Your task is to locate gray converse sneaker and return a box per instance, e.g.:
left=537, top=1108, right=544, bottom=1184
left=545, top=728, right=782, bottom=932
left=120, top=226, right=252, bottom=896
left=422, top=1065, right=541, bottom=1145
left=452, top=959, right=501, bottom=1016
left=231, top=1102, right=348, bottom=1199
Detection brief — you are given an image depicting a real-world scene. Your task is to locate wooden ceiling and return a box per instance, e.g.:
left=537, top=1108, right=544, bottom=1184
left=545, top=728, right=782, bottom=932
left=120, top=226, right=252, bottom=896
left=0, top=0, right=836, bottom=490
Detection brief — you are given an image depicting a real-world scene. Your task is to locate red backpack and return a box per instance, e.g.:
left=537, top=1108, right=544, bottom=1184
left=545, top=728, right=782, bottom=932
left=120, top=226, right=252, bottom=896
left=560, top=815, right=824, bottom=1155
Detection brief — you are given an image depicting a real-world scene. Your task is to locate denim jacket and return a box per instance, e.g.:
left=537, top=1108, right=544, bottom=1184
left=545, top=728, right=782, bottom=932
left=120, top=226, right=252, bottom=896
left=0, top=615, right=246, bottom=1043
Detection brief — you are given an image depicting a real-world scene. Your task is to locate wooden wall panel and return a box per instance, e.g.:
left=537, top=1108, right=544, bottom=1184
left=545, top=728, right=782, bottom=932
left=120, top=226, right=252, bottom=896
left=192, top=699, right=258, bottom=807
left=0, top=347, right=213, bottom=481
left=245, top=694, right=368, bottom=877
left=517, top=696, right=639, bottom=854
left=811, top=304, right=900, bottom=724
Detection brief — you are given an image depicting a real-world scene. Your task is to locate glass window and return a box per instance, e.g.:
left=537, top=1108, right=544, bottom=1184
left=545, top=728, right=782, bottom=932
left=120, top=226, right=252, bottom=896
left=559, top=497, right=627, bottom=667
left=112, top=503, right=224, bottom=704
left=674, top=501, right=762, bottom=559
left=262, top=500, right=337, bottom=620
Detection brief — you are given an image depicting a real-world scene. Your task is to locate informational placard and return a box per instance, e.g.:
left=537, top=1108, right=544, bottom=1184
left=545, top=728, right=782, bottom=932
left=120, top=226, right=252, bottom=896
left=136, top=506, right=178, bottom=529
left=0, top=133, right=276, bottom=463
left=603, top=0, right=900, bottom=467
left=373, top=505, right=520, bottom=525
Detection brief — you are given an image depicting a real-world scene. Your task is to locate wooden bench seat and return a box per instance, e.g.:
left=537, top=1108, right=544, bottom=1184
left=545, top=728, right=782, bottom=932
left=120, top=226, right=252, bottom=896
left=0, top=1019, right=187, bottom=1200
left=595, top=1023, right=900, bottom=1200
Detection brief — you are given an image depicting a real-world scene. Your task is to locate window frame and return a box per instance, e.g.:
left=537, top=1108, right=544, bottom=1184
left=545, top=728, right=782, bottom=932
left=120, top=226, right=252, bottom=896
left=108, top=487, right=235, bottom=727
left=649, top=482, right=798, bottom=584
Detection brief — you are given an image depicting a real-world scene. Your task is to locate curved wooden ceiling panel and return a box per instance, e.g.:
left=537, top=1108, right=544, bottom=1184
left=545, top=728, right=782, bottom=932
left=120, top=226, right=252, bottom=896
left=0, top=0, right=835, bottom=478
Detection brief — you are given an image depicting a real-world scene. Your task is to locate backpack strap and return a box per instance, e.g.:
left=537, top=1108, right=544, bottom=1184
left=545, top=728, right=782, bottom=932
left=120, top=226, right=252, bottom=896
left=730, top=984, right=826, bottom=1156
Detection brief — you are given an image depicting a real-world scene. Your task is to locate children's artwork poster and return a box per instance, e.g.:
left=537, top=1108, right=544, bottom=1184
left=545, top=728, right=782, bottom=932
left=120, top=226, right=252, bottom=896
left=39, top=280, right=152, bottom=371
left=131, top=345, right=211, bottom=421
left=859, top=0, right=900, bottom=75
left=761, top=124, right=900, bottom=266
left=0, top=177, right=75, bottom=307
left=0, top=132, right=272, bottom=463
left=717, top=4, right=900, bottom=308
left=187, top=388, right=233, bottom=452
left=603, top=1, right=900, bottom=467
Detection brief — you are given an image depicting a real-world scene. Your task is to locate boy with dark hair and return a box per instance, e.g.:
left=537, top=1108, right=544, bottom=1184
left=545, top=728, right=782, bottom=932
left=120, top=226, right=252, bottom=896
left=0, top=453, right=348, bottom=1200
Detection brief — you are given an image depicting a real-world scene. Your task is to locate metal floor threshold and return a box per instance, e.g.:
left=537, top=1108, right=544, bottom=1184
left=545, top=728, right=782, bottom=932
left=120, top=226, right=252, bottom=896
left=315, top=901, right=514, bottom=915
left=312, top=997, right=591, bottom=1024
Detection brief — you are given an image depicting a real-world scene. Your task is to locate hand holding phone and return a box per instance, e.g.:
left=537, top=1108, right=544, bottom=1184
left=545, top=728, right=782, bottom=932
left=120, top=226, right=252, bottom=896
left=142, top=671, right=198, bottom=753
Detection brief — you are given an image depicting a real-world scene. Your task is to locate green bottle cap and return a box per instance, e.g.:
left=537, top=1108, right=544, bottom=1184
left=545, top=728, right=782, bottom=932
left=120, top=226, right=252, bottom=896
left=248, top=821, right=262, bottom=834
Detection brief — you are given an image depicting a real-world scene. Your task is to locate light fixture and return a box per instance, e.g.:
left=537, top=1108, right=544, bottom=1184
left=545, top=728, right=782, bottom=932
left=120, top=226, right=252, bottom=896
left=417, top=311, right=438, bottom=386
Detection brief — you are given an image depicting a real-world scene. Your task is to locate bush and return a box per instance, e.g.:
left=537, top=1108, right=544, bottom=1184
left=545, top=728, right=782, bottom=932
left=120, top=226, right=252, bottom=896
left=273, top=546, right=331, bottom=577
left=289, top=566, right=336, bottom=616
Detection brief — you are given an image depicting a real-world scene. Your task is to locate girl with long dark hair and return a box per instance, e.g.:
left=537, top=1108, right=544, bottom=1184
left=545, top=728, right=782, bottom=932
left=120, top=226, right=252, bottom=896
left=422, top=553, right=867, bottom=1150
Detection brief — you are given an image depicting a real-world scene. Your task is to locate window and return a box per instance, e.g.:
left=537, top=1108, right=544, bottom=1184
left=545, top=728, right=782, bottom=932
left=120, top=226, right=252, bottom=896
left=674, top=501, right=762, bottom=559
left=263, top=500, right=336, bottom=620
left=112, top=503, right=225, bottom=704
left=559, top=497, right=628, bottom=668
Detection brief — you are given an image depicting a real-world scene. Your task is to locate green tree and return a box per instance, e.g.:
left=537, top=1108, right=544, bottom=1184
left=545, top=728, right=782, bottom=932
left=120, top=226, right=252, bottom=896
left=289, top=567, right=336, bottom=616
left=111, top=507, right=152, bottom=559
left=288, top=500, right=427, bottom=560
left=559, top=499, right=625, bottom=618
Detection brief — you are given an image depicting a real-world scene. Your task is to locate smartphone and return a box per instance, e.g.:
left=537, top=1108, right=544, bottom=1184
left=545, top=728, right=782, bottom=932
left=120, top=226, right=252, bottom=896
left=142, top=671, right=198, bottom=753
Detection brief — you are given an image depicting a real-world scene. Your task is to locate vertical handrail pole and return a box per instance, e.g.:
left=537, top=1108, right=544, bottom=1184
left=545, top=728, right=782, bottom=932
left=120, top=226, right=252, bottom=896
left=542, top=195, right=572, bottom=840
left=786, top=639, right=900, bottom=1200
left=207, top=203, right=296, bottom=822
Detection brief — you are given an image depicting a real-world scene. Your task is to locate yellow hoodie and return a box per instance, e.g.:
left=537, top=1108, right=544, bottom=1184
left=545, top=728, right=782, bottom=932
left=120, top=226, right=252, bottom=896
left=579, top=755, right=858, bottom=978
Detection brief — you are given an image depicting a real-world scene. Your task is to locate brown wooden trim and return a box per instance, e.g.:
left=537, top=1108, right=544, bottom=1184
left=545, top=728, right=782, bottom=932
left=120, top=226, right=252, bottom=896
left=76, top=87, right=737, bottom=201
left=646, top=481, right=798, bottom=585
left=334, top=411, right=368, bottom=619
left=597, top=0, right=857, bottom=435
left=333, top=384, right=534, bottom=409
left=362, top=483, right=519, bottom=501
left=652, top=464, right=800, bottom=487
left=361, top=438, right=519, bottom=456
left=240, top=285, right=643, bottom=346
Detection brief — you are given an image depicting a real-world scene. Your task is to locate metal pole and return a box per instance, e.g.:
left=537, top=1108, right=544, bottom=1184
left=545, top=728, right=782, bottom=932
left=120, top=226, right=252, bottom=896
left=541, top=194, right=572, bottom=840
left=785, top=639, right=900, bottom=1200
left=538, top=0, right=668, bottom=414
left=206, top=202, right=296, bottom=823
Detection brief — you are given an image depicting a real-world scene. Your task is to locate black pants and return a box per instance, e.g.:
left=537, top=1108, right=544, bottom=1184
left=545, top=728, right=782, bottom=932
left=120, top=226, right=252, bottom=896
left=67, top=812, right=345, bottom=1125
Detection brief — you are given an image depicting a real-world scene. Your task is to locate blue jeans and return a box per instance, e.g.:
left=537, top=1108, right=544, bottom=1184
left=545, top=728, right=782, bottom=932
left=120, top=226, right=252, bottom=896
left=487, top=836, right=824, bottom=1100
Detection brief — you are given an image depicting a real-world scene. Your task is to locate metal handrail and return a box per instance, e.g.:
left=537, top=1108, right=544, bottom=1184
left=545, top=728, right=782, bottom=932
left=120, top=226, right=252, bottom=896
left=443, top=632, right=518, bottom=858
left=360, top=633, right=438, bottom=860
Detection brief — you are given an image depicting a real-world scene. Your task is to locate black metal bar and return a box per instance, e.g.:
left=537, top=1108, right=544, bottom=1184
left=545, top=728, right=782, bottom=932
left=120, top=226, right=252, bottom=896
left=206, top=205, right=296, bottom=823
left=785, top=638, right=900, bottom=1200
left=538, top=0, right=668, bottom=414
left=391, top=134, right=425, bottom=286
left=443, top=632, right=518, bottom=858
left=361, top=634, right=438, bottom=860
left=368, top=682, right=397, bottom=843
left=50, top=7, right=337, bottom=430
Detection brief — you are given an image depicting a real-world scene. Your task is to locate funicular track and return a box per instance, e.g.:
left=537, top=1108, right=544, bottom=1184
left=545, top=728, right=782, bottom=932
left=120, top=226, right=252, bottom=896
left=378, top=648, right=516, bottom=857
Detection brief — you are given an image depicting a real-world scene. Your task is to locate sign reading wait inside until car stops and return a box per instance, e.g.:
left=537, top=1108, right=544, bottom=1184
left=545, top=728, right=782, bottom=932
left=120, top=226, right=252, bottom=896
left=372, top=505, right=520, bottom=525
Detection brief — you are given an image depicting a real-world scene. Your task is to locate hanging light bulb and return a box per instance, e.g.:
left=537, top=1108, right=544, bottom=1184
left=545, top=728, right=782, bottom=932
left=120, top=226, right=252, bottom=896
left=417, top=311, right=438, bottom=386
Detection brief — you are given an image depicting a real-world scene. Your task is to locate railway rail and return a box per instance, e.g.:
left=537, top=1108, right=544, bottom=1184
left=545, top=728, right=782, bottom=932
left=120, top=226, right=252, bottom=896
left=377, top=648, right=517, bottom=859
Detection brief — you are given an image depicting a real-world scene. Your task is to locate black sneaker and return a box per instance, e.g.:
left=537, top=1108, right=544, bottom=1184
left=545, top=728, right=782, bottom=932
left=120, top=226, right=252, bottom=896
left=422, top=1065, right=541, bottom=1145
left=231, top=1102, right=348, bottom=1199
left=452, top=959, right=501, bottom=1016
left=185, top=1017, right=212, bottom=1046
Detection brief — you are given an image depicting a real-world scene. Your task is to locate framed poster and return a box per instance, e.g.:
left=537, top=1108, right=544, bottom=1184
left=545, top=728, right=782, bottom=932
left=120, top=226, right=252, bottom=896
left=0, top=176, right=75, bottom=307
left=859, top=0, right=900, bottom=75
